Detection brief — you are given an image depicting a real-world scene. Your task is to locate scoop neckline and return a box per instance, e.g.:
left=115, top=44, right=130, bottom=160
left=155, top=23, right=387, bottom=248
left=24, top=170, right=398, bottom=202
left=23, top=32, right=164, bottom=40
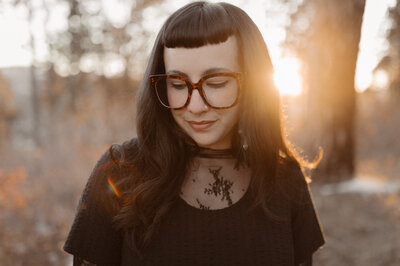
left=177, top=185, right=251, bottom=214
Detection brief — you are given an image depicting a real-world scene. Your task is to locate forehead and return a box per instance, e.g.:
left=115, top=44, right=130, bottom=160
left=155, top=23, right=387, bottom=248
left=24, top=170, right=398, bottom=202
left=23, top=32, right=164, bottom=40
left=163, top=36, right=240, bottom=76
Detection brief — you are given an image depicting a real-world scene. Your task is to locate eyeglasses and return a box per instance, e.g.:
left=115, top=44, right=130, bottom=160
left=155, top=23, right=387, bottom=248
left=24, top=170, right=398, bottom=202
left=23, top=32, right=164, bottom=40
left=149, top=72, right=242, bottom=110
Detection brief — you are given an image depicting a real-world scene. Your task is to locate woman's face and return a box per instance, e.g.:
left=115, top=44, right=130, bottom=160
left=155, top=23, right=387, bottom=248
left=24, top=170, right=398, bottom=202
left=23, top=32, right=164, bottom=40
left=163, top=36, right=241, bottom=149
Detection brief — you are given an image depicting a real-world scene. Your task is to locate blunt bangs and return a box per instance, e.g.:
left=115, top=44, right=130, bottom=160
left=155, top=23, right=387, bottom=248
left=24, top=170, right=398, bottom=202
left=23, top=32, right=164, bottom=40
left=162, top=2, right=234, bottom=48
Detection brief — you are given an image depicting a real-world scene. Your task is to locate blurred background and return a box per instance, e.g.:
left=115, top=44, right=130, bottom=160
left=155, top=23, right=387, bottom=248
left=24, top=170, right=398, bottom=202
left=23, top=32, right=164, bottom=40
left=0, top=0, right=399, bottom=265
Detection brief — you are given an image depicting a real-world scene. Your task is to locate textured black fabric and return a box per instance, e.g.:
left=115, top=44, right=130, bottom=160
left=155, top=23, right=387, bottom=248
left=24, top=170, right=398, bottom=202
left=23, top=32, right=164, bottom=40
left=73, top=256, right=97, bottom=266
left=64, top=148, right=123, bottom=266
left=64, top=138, right=325, bottom=266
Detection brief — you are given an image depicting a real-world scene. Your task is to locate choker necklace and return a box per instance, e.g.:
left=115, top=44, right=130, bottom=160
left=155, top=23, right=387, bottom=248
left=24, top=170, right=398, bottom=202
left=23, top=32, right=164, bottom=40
left=195, top=146, right=234, bottom=159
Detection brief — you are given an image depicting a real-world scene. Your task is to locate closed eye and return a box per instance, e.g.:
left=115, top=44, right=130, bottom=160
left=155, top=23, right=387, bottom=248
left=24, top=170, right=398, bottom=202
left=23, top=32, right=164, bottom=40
left=205, top=80, right=229, bottom=88
left=167, top=80, right=187, bottom=90
left=172, top=83, right=187, bottom=89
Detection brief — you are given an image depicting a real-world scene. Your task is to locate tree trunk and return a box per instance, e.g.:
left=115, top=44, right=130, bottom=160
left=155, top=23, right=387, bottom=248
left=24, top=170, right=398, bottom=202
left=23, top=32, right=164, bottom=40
left=302, top=0, right=366, bottom=183
left=28, top=3, right=41, bottom=147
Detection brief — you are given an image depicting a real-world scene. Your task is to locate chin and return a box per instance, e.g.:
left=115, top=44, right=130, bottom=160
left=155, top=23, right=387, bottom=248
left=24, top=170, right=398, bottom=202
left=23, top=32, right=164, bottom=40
left=190, top=134, right=215, bottom=147
left=190, top=133, right=230, bottom=149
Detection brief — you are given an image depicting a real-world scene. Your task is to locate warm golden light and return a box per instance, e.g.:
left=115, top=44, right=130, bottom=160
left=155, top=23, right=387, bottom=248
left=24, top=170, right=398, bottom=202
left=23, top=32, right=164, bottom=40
left=355, top=59, right=373, bottom=92
left=273, top=56, right=303, bottom=96
left=372, top=70, right=389, bottom=89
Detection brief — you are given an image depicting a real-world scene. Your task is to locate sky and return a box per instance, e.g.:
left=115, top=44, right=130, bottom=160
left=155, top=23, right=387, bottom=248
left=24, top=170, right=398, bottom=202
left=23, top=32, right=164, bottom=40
left=0, top=0, right=396, bottom=94
left=356, top=0, right=396, bottom=91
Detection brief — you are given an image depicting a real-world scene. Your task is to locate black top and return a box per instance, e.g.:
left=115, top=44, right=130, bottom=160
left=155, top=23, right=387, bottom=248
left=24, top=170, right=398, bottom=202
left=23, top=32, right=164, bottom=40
left=64, top=138, right=325, bottom=266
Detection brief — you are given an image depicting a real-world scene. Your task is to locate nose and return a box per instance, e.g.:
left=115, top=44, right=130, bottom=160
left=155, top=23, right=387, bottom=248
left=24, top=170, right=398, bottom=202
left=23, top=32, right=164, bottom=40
left=187, top=89, right=209, bottom=114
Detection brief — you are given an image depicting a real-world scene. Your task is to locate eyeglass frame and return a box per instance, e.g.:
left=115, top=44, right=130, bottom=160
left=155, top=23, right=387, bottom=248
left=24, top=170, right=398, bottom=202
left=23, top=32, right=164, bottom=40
left=149, top=72, right=243, bottom=110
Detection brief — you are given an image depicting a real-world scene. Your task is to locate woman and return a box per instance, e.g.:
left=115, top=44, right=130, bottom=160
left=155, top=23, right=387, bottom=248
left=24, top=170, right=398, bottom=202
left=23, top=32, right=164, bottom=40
left=64, top=1, right=325, bottom=265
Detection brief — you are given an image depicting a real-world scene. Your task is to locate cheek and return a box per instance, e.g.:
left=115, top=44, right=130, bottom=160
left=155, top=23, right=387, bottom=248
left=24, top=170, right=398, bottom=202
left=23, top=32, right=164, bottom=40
left=170, top=110, right=185, bottom=126
left=218, top=107, right=240, bottom=129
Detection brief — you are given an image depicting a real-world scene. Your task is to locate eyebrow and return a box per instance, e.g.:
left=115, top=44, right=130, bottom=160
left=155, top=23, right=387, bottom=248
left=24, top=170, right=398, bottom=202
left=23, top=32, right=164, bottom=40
left=166, top=67, right=233, bottom=77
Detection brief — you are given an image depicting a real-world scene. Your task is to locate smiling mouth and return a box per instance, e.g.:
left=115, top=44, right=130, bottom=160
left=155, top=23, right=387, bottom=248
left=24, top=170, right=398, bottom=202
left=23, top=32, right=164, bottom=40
left=187, top=120, right=216, bottom=131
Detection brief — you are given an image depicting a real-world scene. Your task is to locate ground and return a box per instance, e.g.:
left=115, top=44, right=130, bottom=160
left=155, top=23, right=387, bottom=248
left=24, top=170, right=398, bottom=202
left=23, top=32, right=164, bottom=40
left=312, top=186, right=400, bottom=265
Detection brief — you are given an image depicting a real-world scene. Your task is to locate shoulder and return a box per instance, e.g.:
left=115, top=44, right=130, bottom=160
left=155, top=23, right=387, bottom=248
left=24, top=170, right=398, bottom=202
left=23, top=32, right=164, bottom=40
left=89, top=137, right=139, bottom=186
left=108, top=137, right=139, bottom=163
left=80, top=138, right=139, bottom=213
left=63, top=140, right=140, bottom=264
left=275, top=157, right=309, bottom=192
left=273, top=158, right=325, bottom=263
left=76, top=137, right=139, bottom=214
left=267, top=157, right=314, bottom=216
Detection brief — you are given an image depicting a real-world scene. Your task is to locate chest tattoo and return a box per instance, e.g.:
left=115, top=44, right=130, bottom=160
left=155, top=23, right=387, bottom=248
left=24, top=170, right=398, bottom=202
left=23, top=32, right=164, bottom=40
left=203, top=167, right=234, bottom=206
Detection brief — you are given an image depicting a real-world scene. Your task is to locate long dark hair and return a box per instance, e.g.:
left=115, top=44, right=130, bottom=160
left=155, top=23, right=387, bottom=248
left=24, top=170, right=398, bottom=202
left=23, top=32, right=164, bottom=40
left=112, top=1, right=311, bottom=255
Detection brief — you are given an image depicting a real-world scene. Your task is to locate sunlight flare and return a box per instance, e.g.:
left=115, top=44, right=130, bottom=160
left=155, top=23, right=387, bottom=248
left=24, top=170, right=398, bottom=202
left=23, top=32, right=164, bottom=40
left=273, top=56, right=303, bottom=96
left=372, top=70, right=389, bottom=89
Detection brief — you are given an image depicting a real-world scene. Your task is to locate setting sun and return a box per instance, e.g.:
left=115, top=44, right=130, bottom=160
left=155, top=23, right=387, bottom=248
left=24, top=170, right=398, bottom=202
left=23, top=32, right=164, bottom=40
left=273, top=56, right=303, bottom=96
left=372, top=70, right=389, bottom=89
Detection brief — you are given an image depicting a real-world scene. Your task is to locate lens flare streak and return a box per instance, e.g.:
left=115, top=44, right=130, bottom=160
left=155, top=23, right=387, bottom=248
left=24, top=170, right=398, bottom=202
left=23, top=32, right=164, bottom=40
left=107, top=176, right=121, bottom=198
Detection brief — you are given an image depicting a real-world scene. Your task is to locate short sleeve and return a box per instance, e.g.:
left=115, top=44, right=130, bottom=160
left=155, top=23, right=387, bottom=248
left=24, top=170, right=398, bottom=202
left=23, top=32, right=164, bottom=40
left=291, top=174, right=325, bottom=265
left=64, top=148, right=123, bottom=266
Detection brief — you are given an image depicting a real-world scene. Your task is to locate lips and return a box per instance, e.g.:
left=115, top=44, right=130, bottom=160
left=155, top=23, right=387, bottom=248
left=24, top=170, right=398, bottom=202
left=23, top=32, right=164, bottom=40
left=187, top=120, right=216, bottom=131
